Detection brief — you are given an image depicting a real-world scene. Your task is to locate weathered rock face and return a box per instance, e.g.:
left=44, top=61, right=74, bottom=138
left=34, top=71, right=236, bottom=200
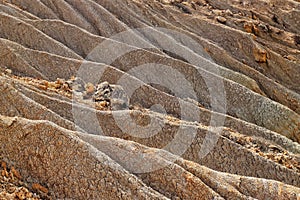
left=0, top=0, right=299, bottom=199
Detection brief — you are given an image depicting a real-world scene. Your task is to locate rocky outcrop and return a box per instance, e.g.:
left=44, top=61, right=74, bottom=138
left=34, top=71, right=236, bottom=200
left=0, top=0, right=299, bottom=199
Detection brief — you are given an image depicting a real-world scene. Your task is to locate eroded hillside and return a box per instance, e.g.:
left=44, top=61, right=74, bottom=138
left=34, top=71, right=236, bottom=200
left=0, top=0, right=299, bottom=199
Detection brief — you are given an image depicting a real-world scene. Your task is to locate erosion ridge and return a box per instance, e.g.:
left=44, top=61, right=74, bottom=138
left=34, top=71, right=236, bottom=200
left=0, top=0, right=299, bottom=199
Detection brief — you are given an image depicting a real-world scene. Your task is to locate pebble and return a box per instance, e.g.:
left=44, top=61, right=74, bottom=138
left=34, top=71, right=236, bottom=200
left=5, top=69, right=12, bottom=74
left=85, top=82, right=95, bottom=95
left=216, top=16, right=227, bottom=24
left=225, top=9, right=233, bottom=16
left=32, top=183, right=49, bottom=194
left=93, top=81, right=112, bottom=102
left=244, top=22, right=253, bottom=33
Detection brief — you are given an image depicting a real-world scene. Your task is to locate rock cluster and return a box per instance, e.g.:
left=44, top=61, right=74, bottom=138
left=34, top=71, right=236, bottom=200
left=66, top=78, right=129, bottom=111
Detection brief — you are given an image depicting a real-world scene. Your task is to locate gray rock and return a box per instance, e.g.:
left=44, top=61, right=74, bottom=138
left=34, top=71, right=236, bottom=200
left=93, top=82, right=129, bottom=110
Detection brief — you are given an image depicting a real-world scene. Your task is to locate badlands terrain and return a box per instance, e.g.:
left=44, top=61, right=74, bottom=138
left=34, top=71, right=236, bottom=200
left=0, top=0, right=300, bottom=199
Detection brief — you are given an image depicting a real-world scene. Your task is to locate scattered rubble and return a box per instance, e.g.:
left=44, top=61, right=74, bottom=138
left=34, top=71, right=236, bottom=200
left=11, top=75, right=130, bottom=111
left=222, top=130, right=300, bottom=173
left=0, top=160, right=49, bottom=200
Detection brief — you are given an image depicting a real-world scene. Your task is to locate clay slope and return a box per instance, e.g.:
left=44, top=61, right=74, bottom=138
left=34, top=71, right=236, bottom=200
left=0, top=0, right=299, bottom=199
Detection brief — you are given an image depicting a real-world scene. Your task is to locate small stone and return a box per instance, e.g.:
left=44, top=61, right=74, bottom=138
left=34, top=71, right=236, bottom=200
left=95, top=101, right=109, bottom=110
left=258, top=23, right=269, bottom=32
left=85, top=82, right=95, bottom=95
left=160, top=0, right=172, bottom=4
left=32, top=183, right=48, bottom=194
left=253, top=46, right=268, bottom=63
left=38, top=84, right=47, bottom=91
left=244, top=22, right=253, bottom=33
left=216, top=16, right=227, bottom=24
left=268, top=145, right=284, bottom=153
left=252, top=14, right=258, bottom=20
left=93, top=81, right=112, bottom=102
left=55, top=78, right=65, bottom=86
left=0, top=116, right=17, bottom=128
left=5, top=69, right=12, bottom=74
left=225, top=9, right=233, bottom=16
left=93, top=82, right=129, bottom=110
left=61, top=83, right=71, bottom=92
